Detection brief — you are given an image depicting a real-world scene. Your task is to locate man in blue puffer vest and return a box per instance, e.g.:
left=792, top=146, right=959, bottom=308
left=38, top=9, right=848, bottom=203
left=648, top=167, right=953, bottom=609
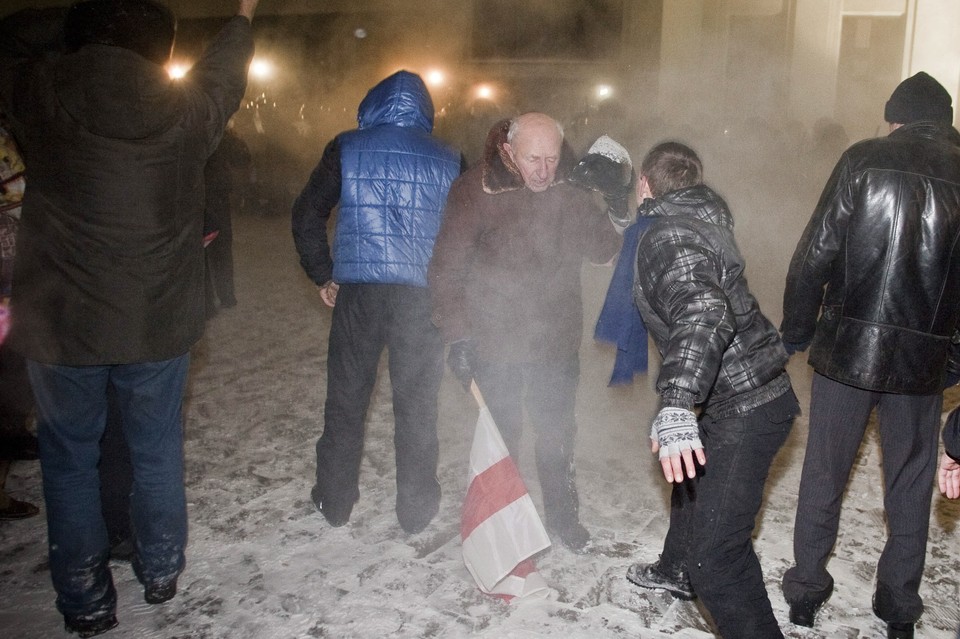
left=292, top=71, right=462, bottom=534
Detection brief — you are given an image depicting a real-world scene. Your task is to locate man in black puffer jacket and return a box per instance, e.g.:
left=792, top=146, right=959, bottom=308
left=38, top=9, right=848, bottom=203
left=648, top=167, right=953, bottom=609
left=780, top=72, right=960, bottom=639
left=625, top=142, right=798, bottom=639
left=0, top=1, right=258, bottom=635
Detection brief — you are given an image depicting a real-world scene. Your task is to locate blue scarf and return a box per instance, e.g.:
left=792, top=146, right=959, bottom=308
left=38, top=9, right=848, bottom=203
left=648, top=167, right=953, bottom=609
left=594, top=216, right=653, bottom=385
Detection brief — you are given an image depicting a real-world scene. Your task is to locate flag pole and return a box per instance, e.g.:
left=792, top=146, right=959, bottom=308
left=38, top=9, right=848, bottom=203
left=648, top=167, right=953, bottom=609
left=470, top=380, right=485, bottom=409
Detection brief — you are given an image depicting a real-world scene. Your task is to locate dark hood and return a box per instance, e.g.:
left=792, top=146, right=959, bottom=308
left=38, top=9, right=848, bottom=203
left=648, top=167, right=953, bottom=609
left=357, top=70, right=433, bottom=132
left=53, top=43, right=180, bottom=140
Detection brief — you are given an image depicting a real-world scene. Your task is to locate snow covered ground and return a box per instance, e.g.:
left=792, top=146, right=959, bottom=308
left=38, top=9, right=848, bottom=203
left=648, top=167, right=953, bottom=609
left=1, top=211, right=958, bottom=638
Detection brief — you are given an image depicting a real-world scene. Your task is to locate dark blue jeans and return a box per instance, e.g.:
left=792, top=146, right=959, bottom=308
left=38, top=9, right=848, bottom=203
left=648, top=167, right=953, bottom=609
left=659, top=389, right=798, bottom=639
left=27, top=355, right=190, bottom=621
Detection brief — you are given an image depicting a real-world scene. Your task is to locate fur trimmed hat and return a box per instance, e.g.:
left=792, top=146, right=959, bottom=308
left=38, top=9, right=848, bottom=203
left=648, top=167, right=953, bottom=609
left=884, top=72, right=953, bottom=125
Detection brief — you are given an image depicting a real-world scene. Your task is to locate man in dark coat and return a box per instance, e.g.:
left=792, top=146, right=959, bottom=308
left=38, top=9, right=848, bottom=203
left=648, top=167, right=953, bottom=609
left=428, top=113, right=623, bottom=551
left=292, top=71, right=462, bottom=535
left=0, top=1, right=258, bottom=635
left=780, top=72, right=960, bottom=639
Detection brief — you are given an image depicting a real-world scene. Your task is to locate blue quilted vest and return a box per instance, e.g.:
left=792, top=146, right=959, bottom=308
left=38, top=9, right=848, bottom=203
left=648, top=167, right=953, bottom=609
left=333, top=71, right=460, bottom=287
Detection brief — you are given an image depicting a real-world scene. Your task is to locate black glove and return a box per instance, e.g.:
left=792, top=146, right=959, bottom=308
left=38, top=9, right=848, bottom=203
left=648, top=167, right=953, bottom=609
left=569, top=136, right=634, bottom=228
left=782, top=338, right=811, bottom=356
left=447, top=339, right=477, bottom=392
left=570, top=152, right=633, bottom=198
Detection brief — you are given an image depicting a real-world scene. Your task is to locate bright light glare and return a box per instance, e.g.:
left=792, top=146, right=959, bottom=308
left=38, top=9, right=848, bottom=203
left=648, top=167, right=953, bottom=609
left=425, top=69, right=445, bottom=87
left=249, top=58, right=274, bottom=80
left=596, top=84, right=613, bottom=100
left=166, top=63, right=189, bottom=80
left=475, top=84, right=494, bottom=100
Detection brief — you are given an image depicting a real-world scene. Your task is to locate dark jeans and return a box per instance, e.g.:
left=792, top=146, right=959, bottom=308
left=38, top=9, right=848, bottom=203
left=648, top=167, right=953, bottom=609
left=659, top=388, right=798, bottom=639
left=782, top=373, right=941, bottom=624
left=474, top=354, right=581, bottom=530
left=100, top=385, right=133, bottom=548
left=27, top=355, right=190, bottom=621
left=315, top=284, right=442, bottom=530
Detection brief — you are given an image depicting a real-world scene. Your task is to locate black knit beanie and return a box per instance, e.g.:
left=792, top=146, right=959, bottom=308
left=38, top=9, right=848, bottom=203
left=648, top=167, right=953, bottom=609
left=884, top=72, right=953, bottom=125
left=64, top=0, right=176, bottom=66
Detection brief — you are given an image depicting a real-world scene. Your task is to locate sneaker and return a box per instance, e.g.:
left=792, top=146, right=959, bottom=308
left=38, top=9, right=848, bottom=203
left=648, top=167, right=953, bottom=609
left=144, top=579, right=177, bottom=604
left=626, top=561, right=695, bottom=600
left=549, top=521, right=591, bottom=553
left=64, top=614, right=118, bottom=638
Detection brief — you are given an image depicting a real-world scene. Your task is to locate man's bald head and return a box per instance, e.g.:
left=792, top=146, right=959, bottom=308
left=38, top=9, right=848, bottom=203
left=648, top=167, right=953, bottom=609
left=504, top=113, right=564, bottom=193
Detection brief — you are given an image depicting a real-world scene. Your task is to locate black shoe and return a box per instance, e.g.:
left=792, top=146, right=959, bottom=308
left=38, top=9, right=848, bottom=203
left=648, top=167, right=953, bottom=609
left=310, top=484, right=351, bottom=527
left=788, top=590, right=833, bottom=627
left=549, top=520, right=591, bottom=553
left=626, top=561, right=695, bottom=600
left=886, top=622, right=914, bottom=639
left=398, top=499, right=440, bottom=535
left=64, top=614, right=118, bottom=638
left=144, top=579, right=177, bottom=604
left=0, top=496, right=39, bottom=520
left=872, top=593, right=915, bottom=639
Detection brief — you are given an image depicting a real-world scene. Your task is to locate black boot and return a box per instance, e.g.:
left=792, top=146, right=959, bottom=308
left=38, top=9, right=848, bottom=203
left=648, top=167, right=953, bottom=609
left=785, top=577, right=833, bottom=627
left=64, top=614, right=118, bottom=638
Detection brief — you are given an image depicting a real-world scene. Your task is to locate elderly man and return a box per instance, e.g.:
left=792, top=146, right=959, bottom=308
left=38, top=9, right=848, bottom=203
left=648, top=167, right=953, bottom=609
left=780, top=72, right=960, bottom=639
left=429, top=112, right=624, bottom=551
left=0, top=1, right=258, bottom=635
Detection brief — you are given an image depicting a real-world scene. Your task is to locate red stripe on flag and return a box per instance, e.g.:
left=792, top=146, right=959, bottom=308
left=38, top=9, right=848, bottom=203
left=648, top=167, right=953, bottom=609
left=461, top=456, right=528, bottom=539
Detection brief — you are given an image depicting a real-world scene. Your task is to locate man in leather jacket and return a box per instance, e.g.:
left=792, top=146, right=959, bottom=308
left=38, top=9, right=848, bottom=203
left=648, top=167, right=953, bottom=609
left=624, top=141, right=798, bottom=638
left=780, top=72, right=960, bottom=639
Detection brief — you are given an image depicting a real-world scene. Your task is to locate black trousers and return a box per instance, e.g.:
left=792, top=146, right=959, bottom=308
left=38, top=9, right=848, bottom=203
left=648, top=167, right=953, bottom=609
left=782, top=373, right=941, bottom=624
left=314, top=284, right=443, bottom=529
left=660, top=389, right=798, bottom=639
left=475, top=354, right=582, bottom=530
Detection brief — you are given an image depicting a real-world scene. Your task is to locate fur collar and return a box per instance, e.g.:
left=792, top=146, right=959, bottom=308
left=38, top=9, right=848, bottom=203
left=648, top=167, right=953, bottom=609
left=480, top=118, right=577, bottom=195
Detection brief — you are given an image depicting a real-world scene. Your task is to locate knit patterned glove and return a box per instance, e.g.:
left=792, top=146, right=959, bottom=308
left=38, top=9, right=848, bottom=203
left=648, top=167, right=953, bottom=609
left=650, top=407, right=702, bottom=460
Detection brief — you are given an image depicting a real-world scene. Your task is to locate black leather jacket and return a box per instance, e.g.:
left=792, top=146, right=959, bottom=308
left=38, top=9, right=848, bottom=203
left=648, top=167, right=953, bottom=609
left=782, top=122, right=960, bottom=394
left=633, top=185, right=790, bottom=418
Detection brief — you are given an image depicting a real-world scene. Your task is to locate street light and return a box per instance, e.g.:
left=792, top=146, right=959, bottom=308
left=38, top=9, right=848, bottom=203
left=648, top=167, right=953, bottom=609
left=475, top=83, right=494, bottom=101
left=249, top=58, right=274, bottom=81
left=425, top=69, right=446, bottom=88
left=166, top=61, right=190, bottom=80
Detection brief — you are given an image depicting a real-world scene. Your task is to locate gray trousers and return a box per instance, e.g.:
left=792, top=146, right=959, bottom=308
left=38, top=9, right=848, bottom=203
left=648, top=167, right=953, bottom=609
left=782, top=373, right=941, bottom=623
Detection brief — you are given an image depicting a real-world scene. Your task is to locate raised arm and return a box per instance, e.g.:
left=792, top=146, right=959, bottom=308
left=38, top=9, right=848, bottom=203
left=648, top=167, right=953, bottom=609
left=237, top=0, right=260, bottom=21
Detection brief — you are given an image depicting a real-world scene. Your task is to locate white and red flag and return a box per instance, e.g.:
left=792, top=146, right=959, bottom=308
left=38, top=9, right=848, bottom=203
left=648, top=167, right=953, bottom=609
left=460, top=382, right=552, bottom=601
